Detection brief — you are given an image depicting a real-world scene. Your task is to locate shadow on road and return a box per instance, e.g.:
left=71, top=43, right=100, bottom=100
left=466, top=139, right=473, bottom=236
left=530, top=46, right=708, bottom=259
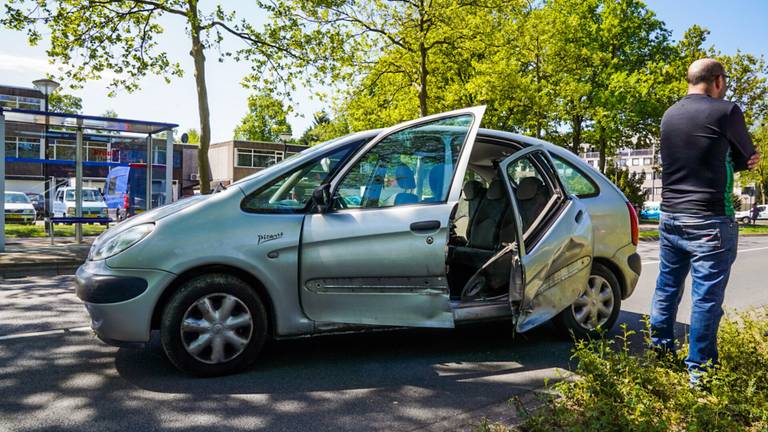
left=0, top=310, right=690, bottom=431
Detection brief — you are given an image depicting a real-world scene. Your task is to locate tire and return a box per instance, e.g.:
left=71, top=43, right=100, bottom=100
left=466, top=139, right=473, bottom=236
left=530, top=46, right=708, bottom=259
left=160, top=273, right=268, bottom=377
left=741, top=216, right=751, bottom=224
left=553, top=262, right=622, bottom=339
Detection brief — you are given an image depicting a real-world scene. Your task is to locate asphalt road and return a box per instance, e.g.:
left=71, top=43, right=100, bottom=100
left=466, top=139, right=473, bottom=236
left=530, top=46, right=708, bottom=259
left=1, top=236, right=767, bottom=431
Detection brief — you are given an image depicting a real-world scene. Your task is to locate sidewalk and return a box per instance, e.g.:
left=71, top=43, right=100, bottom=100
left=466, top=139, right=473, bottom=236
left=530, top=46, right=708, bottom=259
left=0, top=237, right=92, bottom=278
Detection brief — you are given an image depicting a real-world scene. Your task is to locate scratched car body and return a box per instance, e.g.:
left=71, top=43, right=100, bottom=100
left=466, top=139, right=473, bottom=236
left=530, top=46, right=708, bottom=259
left=76, top=107, right=641, bottom=376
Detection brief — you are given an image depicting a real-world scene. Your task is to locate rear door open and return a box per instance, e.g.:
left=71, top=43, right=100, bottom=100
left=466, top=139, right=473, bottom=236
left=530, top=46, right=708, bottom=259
left=498, top=147, right=594, bottom=332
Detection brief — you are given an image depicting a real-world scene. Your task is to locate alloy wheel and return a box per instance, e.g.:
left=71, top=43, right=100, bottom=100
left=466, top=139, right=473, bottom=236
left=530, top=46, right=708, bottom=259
left=571, top=275, right=615, bottom=330
left=180, top=293, right=254, bottom=364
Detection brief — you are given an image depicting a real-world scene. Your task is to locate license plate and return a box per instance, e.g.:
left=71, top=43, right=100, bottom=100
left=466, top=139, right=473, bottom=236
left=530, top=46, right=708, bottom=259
left=6, top=214, right=22, bottom=219
left=85, top=214, right=98, bottom=218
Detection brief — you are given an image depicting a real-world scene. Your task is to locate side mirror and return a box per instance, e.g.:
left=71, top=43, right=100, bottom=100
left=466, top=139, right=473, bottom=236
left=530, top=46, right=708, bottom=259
left=312, top=184, right=331, bottom=213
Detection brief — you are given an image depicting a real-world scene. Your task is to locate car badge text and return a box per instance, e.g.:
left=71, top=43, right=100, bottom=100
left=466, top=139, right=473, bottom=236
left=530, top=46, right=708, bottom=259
left=257, top=232, right=283, bottom=245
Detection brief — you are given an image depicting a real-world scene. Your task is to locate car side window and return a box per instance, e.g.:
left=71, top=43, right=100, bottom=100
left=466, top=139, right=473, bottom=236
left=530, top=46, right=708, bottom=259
left=551, top=155, right=598, bottom=197
left=505, top=154, right=557, bottom=234
left=241, top=143, right=357, bottom=213
left=333, top=115, right=472, bottom=209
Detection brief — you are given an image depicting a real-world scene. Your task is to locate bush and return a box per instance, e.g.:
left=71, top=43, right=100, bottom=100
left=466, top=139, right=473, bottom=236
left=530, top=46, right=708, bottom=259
left=481, top=311, right=768, bottom=432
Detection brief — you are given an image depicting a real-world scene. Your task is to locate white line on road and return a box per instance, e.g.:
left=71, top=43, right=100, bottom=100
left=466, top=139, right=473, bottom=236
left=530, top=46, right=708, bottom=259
left=641, top=245, right=768, bottom=266
left=0, top=326, right=91, bottom=342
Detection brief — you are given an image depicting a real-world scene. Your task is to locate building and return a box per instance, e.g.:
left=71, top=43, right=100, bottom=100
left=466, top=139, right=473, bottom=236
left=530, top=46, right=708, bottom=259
left=581, top=147, right=662, bottom=201
left=209, top=139, right=310, bottom=186
left=1, top=83, right=199, bottom=199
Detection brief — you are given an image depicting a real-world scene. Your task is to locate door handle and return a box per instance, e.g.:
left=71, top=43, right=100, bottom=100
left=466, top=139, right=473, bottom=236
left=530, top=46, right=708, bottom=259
left=410, top=220, right=441, bottom=233
left=575, top=210, right=584, bottom=224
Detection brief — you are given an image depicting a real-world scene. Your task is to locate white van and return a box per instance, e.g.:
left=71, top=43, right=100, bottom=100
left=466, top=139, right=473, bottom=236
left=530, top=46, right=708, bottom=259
left=52, top=187, right=110, bottom=223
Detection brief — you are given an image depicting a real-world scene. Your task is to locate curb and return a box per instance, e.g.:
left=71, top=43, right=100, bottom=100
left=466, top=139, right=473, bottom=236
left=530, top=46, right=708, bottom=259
left=1, top=262, right=82, bottom=279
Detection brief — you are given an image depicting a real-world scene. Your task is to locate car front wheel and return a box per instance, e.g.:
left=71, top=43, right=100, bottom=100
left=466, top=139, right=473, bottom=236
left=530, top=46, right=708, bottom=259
left=741, top=216, right=752, bottom=224
left=553, top=262, right=621, bottom=339
left=160, top=274, right=268, bottom=377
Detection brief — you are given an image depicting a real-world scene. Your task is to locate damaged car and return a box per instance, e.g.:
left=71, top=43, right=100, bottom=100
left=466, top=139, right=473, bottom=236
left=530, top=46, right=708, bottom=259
left=76, top=107, right=641, bottom=376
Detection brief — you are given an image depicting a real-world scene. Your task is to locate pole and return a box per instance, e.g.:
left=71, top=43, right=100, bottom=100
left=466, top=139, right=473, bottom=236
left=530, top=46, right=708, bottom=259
left=1, top=111, right=6, bottom=252
left=43, top=94, right=50, bottom=218
left=165, top=131, right=173, bottom=205
left=75, top=120, right=83, bottom=243
left=146, top=134, right=153, bottom=211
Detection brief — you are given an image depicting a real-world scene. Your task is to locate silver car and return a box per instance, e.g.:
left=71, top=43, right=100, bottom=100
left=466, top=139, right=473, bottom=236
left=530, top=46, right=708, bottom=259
left=76, top=107, right=641, bottom=376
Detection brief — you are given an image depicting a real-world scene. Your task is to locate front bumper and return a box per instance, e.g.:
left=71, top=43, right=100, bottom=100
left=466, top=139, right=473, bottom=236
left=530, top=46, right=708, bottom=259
left=76, top=260, right=175, bottom=345
left=4, top=214, right=35, bottom=223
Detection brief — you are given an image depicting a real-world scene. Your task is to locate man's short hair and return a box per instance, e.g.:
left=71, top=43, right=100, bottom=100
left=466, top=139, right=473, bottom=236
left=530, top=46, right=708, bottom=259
left=687, top=59, right=726, bottom=85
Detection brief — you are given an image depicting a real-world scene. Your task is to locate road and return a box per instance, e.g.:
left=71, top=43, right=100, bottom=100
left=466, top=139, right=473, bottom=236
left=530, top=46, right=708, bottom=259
left=1, top=236, right=767, bottom=431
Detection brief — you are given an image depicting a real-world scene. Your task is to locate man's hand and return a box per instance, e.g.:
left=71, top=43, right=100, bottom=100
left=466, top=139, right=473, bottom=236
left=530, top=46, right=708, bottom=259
left=748, top=152, right=761, bottom=170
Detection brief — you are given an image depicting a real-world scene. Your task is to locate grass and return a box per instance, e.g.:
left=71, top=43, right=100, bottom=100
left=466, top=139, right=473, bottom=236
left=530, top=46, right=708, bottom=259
left=4, top=222, right=109, bottom=238
left=638, top=223, right=768, bottom=241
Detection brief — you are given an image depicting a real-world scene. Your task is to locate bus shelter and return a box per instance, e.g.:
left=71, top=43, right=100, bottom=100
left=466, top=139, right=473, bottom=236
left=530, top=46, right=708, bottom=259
left=1, top=107, right=178, bottom=252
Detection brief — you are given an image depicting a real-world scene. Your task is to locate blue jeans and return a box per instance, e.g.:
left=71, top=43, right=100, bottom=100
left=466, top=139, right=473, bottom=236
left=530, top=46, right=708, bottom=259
left=650, top=213, right=738, bottom=381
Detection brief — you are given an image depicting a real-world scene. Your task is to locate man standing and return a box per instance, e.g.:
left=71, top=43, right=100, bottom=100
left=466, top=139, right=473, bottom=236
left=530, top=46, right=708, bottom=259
left=650, top=58, right=760, bottom=385
left=751, top=203, right=760, bottom=225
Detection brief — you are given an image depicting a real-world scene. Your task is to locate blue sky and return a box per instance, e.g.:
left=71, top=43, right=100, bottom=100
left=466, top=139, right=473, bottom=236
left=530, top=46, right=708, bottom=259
left=0, top=0, right=766, bottom=142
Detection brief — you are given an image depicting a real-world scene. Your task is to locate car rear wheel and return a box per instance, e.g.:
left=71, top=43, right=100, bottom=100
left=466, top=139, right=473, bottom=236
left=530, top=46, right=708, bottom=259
left=160, top=274, right=268, bottom=377
left=741, top=216, right=752, bottom=224
left=553, top=262, right=621, bottom=339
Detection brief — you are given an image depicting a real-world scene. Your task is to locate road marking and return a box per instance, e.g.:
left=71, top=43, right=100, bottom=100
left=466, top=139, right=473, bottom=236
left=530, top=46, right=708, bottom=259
left=0, top=326, right=91, bottom=342
left=641, top=245, right=768, bottom=266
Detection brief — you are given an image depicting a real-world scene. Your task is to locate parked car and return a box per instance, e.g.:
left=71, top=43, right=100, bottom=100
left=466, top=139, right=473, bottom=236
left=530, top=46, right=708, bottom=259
left=640, top=201, right=661, bottom=221
left=76, top=107, right=641, bottom=376
left=52, top=187, right=110, bottom=224
left=736, top=204, right=768, bottom=224
left=24, top=192, right=46, bottom=219
left=104, top=164, right=168, bottom=220
left=4, top=191, right=37, bottom=225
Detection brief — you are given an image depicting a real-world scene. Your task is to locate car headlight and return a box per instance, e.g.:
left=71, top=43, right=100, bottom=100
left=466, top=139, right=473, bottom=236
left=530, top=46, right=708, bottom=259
left=89, top=223, right=154, bottom=261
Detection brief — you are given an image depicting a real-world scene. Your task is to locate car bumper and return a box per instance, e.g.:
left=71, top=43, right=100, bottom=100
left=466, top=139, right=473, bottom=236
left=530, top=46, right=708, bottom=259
left=4, top=214, right=35, bottom=223
left=75, top=260, right=175, bottom=345
left=611, top=243, right=641, bottom=299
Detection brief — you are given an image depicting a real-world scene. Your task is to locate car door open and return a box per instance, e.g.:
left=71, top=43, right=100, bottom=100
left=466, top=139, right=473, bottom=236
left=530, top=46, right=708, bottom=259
left=498, top=146, right=594, bottom=333
left=299, top=106, right=486, bottom=328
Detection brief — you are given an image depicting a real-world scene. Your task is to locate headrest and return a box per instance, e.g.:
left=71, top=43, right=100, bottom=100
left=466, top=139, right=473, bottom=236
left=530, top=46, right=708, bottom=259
left=394, top=164, right=416, bottom=189
left=429, top=164, right=445, bottom=198
left=517, top=177, right=544, bottom=201
left=486, top=179, right=505, bottom=200
left=463, top=180, right=485, bottom=200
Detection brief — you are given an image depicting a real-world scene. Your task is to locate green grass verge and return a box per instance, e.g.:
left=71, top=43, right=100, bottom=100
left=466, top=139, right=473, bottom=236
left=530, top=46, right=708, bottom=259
left=4, top=223, right=109, bottom=238
left=479, top=310, right=768, bottom=431
left=638, top=224, right=768, bottom=241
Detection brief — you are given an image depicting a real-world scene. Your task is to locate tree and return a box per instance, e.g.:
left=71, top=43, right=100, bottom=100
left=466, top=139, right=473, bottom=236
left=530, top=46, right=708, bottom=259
left=298, top=111, right=349, bottom=146
left=47, top=90, right=82, bottom=114
left=102, top=109, right=119, bottom=118
left=184, top=128, right=200, bottom=145
left=3, top=1, right=336, bottom=193
left=233, top=94, right=292, bottom=142
left=291, top=0, right=506, bottom=122
left=604, top=164, right=646, bottom=210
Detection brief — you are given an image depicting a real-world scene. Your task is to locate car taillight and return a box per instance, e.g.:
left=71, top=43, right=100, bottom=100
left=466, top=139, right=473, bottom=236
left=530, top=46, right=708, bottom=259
left=123, top=193, right=129, bottom=209
left=626, top=201, right=639, bottom=246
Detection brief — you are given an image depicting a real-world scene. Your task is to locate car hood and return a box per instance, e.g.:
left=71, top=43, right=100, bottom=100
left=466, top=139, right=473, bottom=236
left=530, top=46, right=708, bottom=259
left=4, top=203, right=35, bottom=210
left=98, top=194, right=211, bottom=242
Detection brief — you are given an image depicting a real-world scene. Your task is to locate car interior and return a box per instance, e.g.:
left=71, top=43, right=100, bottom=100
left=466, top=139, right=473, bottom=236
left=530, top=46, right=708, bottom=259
left=446, top=138, right=554, bottom=302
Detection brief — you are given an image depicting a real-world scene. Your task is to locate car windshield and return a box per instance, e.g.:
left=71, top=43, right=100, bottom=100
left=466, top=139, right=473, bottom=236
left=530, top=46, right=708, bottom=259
left=5, top=193, right=31, bottom=204
left=64, top=189, right=102, bottom=202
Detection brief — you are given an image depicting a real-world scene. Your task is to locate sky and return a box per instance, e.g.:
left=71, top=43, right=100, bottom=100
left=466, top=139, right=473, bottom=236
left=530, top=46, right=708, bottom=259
left=0, top=0, right=766, bottom=143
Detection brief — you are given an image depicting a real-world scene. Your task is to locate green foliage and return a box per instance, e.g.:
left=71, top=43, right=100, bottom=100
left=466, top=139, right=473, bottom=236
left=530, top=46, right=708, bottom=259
left=512, top=312, right=768, bottom=432
left=604, top=164, right=647, bottom=209
left=233, top=94, right=292, bottom=142
left=184, top=128, right=200, bottom=145
left=298, top=111, right=349, bottom=146
left=47, top=91, right=82, bottom=114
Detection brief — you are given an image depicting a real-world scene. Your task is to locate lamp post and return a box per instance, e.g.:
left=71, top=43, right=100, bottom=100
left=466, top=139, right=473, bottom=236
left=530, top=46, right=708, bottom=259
left=32, top=78, right=60, bottom=218
left=278, top=132, right=292, bottom=162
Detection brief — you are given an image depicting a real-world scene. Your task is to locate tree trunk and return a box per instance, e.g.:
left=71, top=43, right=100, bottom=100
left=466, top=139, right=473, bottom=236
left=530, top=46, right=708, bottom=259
left=418, top=42, right=428, bottom=117
left=188, top=1, right=212, bottom=194
left=598, top=132, right=607, bottom=173
left=570, top=115, right=582, bottom=155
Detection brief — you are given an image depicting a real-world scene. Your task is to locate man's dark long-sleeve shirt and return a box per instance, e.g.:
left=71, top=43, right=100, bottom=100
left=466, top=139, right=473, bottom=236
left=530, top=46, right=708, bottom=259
left=660, top=94, right=756, bottom=216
